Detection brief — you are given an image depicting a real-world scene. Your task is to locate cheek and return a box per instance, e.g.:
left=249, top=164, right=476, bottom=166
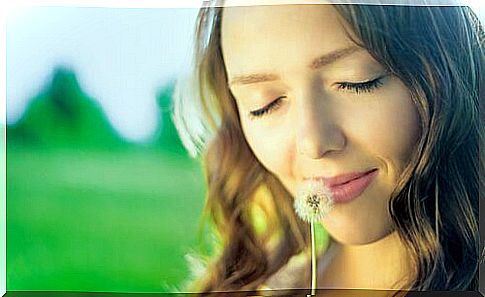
left=382, top=98, right=419, bottom=164
left=240, top=117, right=295, bottom=183
left=352, top=89, right=420, bottom=177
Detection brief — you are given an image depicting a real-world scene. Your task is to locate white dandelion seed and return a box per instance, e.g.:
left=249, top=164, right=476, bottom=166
left=293, top=179, right=334, bottom=296
left=294, top=179, right=334, bottom=223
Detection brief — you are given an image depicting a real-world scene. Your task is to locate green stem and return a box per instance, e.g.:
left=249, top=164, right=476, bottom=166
left=311, top=220, right=316, bottom=296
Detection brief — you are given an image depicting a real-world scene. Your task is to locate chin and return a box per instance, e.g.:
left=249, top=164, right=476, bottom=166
left=325, top=224, right=394, bottom=246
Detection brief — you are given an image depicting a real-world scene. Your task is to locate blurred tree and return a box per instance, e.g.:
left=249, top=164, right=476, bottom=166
left=153, top=82, right=187, bottom=156
left=7, top=66, right=126, bottom=149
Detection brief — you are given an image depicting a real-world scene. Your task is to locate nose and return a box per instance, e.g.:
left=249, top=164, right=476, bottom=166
left=295, top=89, right=346, bottom=159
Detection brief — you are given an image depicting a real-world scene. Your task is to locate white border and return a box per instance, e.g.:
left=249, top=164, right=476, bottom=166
left=1, top=0, right=6, bottom=295
left=1, top=0, right=482, bottom=296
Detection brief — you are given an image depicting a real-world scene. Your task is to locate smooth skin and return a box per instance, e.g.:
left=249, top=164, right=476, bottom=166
left=221, top=4, right=419, bottom=289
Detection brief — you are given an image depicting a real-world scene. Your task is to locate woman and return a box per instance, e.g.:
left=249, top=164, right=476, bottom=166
left=173, top=0, right=483, bottom=292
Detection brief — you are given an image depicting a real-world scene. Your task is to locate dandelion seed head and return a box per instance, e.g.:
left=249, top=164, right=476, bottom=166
left=294, top=180, right=334, bottom=223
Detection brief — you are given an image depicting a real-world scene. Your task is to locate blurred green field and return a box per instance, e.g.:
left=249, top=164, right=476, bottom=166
left=7, top=146, right=206, bottom=292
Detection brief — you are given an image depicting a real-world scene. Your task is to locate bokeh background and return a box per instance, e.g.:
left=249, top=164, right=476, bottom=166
left=7, top=5, right=208, bottom=292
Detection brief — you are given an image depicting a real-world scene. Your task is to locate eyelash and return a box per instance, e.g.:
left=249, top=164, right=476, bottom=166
left=249, top=96, right=285, bottom=119
left=248, top=75, right=386, bottom=119
left=336, top=76, right=385, bottom=94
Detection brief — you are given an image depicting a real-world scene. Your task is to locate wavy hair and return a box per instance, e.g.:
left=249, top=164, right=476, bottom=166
left=172, top=2, right=483, bottom=292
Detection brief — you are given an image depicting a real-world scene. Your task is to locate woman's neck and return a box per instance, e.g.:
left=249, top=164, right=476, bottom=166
left=318, top=231, right=413, bottom=290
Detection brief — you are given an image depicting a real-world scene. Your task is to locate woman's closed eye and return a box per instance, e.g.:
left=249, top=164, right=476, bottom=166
left=248, top=74, right=388, bottom=120
left=335, top=74, right=387, bottom=94
left=248, top=96, right=285, bottom=119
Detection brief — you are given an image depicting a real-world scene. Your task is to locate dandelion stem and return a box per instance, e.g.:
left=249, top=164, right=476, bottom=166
left=311, top=220, right=316, bottom=296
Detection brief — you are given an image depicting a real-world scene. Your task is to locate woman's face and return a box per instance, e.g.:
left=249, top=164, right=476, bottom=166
left=221, top=5, right=420, bottom=245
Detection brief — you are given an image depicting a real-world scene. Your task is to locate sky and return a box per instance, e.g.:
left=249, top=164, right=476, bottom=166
left=5, top=0, right=484, bottom=142
left=7, top=5, right=200, bottom=142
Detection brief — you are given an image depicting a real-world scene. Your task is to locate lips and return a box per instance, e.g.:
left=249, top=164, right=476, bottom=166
left=307, top=168, right=378, bottom=188
left=305, top=168, right=379, bottom=204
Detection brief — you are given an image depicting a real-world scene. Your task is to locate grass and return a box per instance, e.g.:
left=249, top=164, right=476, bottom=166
left=7, top=146, right=206, bottom=292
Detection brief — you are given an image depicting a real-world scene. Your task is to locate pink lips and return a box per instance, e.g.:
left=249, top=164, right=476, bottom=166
left=307, top=169, right=378, bottom=203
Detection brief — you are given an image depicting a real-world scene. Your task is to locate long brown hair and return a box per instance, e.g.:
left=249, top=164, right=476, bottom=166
left=173, top=2, right=483, bottom=292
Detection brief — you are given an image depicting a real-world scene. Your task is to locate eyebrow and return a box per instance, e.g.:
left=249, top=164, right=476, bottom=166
left=229, top=73, right=279, bottom=87
left=229, top=45, right=362, bottom=87
left=309, top=45, right=362, bottom=70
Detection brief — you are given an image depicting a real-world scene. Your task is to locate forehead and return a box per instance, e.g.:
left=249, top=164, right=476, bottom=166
left=221, top=4, right=341, bottom=28
left=220, top=4, right=357, bottom=79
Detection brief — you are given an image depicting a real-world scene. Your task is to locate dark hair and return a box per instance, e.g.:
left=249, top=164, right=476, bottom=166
left=331, top=4, right=483, bottom=290
left=173, top=2, right=483, bottom=291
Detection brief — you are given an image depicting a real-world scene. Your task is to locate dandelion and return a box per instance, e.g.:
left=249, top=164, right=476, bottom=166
left=293, top=179, right=334, bottom=296
left=294, top=179, right=334, bottom=223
